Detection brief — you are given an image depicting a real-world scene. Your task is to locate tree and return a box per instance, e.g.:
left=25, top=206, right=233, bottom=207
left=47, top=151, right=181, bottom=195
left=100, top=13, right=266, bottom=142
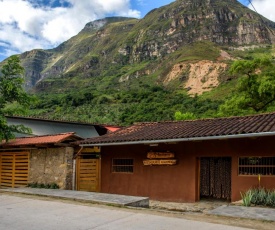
left=218, top=57, right=275, bottom=116
left=0, top=55, right=32, bottom=141
left=174, top=111, right=196, bottom=121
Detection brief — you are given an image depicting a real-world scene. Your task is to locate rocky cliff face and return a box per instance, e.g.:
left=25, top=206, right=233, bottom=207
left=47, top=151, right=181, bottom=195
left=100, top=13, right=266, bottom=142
left=126, top=0, right=274, bottom=62
left=10, top=0, right=275, bottom=93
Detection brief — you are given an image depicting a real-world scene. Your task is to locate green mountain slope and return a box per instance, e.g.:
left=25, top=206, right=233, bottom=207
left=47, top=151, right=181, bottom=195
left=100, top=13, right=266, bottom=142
left=3, top=0, right=275, bottom=124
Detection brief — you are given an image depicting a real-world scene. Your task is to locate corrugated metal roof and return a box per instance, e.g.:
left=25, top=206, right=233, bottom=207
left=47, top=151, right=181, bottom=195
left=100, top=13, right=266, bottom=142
left=6, top=115, right=122, bottom=128
left=78, top=113, right=275, bottom=146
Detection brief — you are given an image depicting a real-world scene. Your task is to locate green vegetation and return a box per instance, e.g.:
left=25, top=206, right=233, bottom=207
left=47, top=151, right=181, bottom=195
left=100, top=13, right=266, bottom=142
left=175, top=112, right=197, bottom=121
left=26, top=85, right=222, bottom=125
left=27, top=182, right=60, bottom=189
left=241, top=188, right=275, bottom=207
left=218, top=57, right=275, bottom=116
left=0, top=56, right=33, bottom=141
left=24, top=54, right=275, bottom=125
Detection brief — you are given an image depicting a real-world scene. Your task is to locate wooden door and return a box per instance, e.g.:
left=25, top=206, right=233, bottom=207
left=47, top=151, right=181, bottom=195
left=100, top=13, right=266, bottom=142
left=77, top=158, right=100, bottom=192
left=0, top=152, right=29, bottom=188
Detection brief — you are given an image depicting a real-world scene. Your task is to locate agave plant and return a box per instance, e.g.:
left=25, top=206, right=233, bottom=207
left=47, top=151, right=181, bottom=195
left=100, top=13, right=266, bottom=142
left=266, top=190, right=275, bottom=207
left=240, top=190, right=253, bottom=207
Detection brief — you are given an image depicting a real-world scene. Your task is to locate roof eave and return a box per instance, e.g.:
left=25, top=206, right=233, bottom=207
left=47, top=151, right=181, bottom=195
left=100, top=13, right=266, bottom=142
left=79, top=131, right=275, bottom=147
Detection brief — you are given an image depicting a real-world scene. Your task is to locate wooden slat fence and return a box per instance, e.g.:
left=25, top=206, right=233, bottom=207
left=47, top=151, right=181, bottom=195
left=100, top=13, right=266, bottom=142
left=77, top=159, right=100, bottom=192
left=0, top=152, right=29, bottom=188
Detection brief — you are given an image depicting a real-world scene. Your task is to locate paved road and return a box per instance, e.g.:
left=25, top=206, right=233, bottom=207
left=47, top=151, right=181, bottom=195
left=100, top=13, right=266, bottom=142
left=0, top=194, right=249, bottom=230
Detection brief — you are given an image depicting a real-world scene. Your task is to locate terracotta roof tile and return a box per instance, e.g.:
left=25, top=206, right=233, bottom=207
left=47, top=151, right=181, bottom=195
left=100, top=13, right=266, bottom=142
left=79, top=113, right=275, bottom=145
left=2, top=132, right=83, bottom=147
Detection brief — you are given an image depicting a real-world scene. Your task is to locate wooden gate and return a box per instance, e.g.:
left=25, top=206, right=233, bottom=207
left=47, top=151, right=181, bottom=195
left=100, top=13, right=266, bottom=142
left=0, top=152, right=29, bottom=188
left=200, top=157, right=231, bottom=200
left=77, top=158, right=100, bottom=192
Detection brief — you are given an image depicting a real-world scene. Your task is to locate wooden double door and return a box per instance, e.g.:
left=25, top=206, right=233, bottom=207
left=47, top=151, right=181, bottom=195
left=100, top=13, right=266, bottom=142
left=200, top=157, right=231, bottom=200
left=76, top=157, right=100, bottom=192
left=0, top=152, right=29, bottom=188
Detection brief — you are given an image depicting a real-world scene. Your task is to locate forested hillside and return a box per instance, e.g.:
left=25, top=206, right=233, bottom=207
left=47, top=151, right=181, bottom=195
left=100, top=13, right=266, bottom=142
left=1, top=0, right=275, bottom=125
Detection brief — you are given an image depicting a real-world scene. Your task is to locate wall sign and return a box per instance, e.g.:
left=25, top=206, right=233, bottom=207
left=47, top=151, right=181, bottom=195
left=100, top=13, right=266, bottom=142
left=147, top=152, right=175, bottom=159
left=143, top=151, right=177, bottom=166
left=143, top=159, right=177, bottom=166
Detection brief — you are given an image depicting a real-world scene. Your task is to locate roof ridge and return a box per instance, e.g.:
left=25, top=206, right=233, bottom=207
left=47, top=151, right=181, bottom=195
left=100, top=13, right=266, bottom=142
left=133, top=112, right=275, bottom=125
left=78, top=112, right=275, bottom=146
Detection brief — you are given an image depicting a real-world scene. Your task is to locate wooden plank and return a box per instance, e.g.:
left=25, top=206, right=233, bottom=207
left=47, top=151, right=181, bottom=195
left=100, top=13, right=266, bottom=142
left=0, top=152, right=29, bottom=188
left=76, top=158, right=99, bottom=192
left=14, top=174, right=29, bottom=177
left=79, top=170, right=97, bottom=174
left=79, top=164, right=97, bottom=167
left=78, top=179, right=97, bottom=182
left=78, top=174, right=97, bottom=177
left=14, top=167, right=29, bottom=170
left=79, top=159, right=98, bottom=163
left=81, top=147, right=100, bottom=153
left=79, top=185, right=96, bottom=189
left=1, top=167, right=13, bottom=170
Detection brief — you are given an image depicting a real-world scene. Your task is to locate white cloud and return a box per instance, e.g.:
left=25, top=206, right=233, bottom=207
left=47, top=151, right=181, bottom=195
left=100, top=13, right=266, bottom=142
left=0, top=0, right=140, bottom=59
left=249, top=0, right=275, bottom=22
left=0, top=23, right=51, bottom=56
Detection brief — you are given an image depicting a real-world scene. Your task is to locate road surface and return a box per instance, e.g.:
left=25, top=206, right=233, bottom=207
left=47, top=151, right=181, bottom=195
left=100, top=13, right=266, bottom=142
left=0, top=194, right=250, bottom=230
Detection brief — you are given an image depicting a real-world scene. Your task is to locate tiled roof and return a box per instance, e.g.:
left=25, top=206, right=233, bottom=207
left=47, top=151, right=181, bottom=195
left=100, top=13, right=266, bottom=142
left=1, top=132, right=83, bottom=147
left=79, top=113, right=275, bottom=146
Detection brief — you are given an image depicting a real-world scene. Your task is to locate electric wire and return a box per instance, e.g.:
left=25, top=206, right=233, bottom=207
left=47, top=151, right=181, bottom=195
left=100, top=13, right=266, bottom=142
left=247, top=0, right=275, bottom=36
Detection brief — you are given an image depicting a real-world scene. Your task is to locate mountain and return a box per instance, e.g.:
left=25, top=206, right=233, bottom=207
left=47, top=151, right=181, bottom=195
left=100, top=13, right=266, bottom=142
left=18, top=0, right=275, bottom=92
left=2, top=0, right=275, bottom=124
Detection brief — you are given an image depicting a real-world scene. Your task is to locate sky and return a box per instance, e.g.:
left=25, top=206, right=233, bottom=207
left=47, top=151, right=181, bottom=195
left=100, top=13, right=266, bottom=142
left=0, top=0, right=274, bottom=62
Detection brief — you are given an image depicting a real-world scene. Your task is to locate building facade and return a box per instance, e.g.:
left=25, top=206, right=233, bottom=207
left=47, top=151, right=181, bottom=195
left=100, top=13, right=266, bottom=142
left=79, top=113, right=275, bottom=202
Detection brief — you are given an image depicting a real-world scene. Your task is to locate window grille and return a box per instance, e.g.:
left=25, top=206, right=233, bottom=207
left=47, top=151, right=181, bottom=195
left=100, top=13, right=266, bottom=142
left=238, top=157, right=275, bottom=176
left=112, top=159, right=133, bottom=173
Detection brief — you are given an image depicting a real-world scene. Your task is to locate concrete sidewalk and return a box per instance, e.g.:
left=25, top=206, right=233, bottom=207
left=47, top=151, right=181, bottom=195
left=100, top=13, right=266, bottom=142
left=0, top=188, right=149, bottom=208
left=208, top=205, right=275, bottom=222
left=1, top=188, right=275, bottom=222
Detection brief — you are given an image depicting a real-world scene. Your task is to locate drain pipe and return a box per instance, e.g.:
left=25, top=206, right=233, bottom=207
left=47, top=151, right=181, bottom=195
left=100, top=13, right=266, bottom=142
left=72, top=159, right=76, bottom=190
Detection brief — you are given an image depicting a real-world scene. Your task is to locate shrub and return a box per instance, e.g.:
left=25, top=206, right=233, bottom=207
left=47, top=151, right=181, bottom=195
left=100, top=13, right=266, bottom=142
left=251, top=188, right=267, bottom=206
left=266, top=190, right=275, bottom=207
left=241, top=188, right=275, bottom=207
left=27, top=182, right=59, bottom=189
left=241, top=189, right=253, bottom=207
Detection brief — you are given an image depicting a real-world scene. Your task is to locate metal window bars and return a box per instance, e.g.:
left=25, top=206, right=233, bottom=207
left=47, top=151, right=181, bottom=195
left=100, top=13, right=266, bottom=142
left=238, top=157, right=275, bottom=176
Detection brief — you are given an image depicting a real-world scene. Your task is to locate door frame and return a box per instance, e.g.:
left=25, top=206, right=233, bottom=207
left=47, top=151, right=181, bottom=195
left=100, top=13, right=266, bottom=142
left=198, top=156, right=232, bottom=201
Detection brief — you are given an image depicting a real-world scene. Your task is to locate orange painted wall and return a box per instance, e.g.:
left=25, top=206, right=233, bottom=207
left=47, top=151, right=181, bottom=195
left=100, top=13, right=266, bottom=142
left=100, top=137, right=275, bottom=202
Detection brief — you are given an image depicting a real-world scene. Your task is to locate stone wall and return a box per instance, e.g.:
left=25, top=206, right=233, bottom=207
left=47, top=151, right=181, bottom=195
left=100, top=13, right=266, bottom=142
left=29, top=147, right=74, bottom=189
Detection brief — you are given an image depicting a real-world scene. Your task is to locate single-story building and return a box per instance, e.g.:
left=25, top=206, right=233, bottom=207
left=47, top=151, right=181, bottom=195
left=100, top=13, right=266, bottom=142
left=1, top=116, right=120, bottom=190
left=0, top=133, right=83, bottom=189
left=78, top=113, right=275, bottom=202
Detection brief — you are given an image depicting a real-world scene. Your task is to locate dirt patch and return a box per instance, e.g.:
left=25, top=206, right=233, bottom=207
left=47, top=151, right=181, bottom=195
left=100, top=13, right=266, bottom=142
left=218, top=50, right=234, bottom=61
left=150, top=200, right=225, bottom=213
left=164, top=60, right=227, bottom=96
left=185, top=61, right=227, bottom=95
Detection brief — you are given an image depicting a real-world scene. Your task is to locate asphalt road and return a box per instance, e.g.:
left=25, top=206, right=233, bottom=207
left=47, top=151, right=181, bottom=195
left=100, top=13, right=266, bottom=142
left=0, top=194, right=250, bottom=230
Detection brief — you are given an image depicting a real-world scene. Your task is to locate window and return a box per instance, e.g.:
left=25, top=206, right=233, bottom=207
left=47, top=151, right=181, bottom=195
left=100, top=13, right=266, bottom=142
left=112, top=159, right=133, bottom=173
left=238, top=157, right=275, bottom=176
